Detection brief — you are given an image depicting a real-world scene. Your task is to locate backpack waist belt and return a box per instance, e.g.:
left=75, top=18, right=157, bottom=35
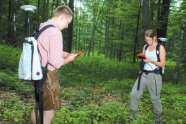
left=143, top=70, right=154, bottom=75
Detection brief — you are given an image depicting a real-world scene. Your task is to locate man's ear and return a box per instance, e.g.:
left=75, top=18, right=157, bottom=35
left=60, top=14, right=66, bottom=21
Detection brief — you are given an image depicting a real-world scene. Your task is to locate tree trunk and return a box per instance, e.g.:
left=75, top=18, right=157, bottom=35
left=67, top=0, right=74, bottom=53
left=75, top=10, right=78, bottom=50
left=118, top=21, right=124, bottom=61
left=88, top=4, right=97, bottom=56
left=91, top=3, right=97, bottom=56
left=7, top=0, right=12, bottom=43
left=37, top=0, right=40, bottom=24
left=43, top=0, right=46, bottom=21
left=78, top=1, right=81, bottom=51
left=51, top=0, right=55, bottom=17
left=47, top=0, right=50, bottom=20
left=110, top=42, right=113, bottom=58
left=133, top=0, right=142, bottom=63
left=105, top=0, right=111, bottom=58
left=98, top=39, right=101, bottom=56
left=0, top=0, right=2, bottom=43
left=56, top=0, right=59, bottom=7
left=173, top=25, right=186, bottom=84
left=157, top=0, right=171, bottom=38
left=88, top=23, right=96, bottom=56
left=141, top=0, right=149, bottom=49
left=85, top=1, right=105, bottom=56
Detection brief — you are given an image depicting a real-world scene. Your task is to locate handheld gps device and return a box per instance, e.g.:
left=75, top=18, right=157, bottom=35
left=64, top=51, right=83, bottom=59
left=137, top=53, right=146, bottom=59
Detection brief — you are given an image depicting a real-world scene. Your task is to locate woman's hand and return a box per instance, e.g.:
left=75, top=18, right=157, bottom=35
left=144, top=58, right=153, bottom=63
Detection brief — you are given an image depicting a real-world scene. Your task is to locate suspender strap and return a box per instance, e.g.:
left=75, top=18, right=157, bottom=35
left=35, top=62, right=48, bottom=124
left=137, top=45, right=149, bottom=91
left=34, top=24, right=55, bottom=40
left=137, top=71, right=143, bottom=91
left=156, top=43, right=161, bottom=62
left=137, top=58, right=145, bottom=91
left=33, top=24, right=54, bottom=124
left=145, top=44, right=149, bottom=51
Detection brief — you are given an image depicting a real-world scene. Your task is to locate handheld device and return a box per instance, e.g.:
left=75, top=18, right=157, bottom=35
left=137, top=53, right=146, bottom=59
left=64, top=51, right=83, bottom=59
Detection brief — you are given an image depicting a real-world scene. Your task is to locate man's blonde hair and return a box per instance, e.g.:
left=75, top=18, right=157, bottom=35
left=54, top=5, right=73, bottom=17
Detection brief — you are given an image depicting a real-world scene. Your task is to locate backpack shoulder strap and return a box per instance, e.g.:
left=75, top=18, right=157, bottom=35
left=144, top=44, right=149, bottom=53
left=34, top=24, right=55, bottom=40
left=156, top=43, right=161, bottom=62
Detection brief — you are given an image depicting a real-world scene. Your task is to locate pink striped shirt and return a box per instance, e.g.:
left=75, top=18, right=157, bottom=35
left=37, top=20, right=64, bottom=71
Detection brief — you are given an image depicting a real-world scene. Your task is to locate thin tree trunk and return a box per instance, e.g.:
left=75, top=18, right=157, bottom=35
left=110, top=42, right=113, bottom=58
left=88, top=4, right=97, bottom=56
left=51, top=0, right=55, bottom=18
left=47, top=0, right=50, bottom=20
left=88, top=22, right=96, bottom=56
left=37, top=0, right=40, bottom=24
left=133, top=0, right=142, bottom=63
left=141, top=0, right=149, bottom=49
left=78, top=1, right=81, bottom=51
left=92, top=38, right=95, bottom=56
left=56, top=0, right=59, bottom=7
left=105, top=0, right=111, bottom=58
left=84, top=14, right=88, bottom=51
left=150, top=0, right=154, bottom=21
left=91, top=1, right=97, bottom=56
left=7, top=0, right=12, bottom=43
left=43, top=0, right=46, bottom=21
left=75, top=10, right=78, bottom=50
left=0, top=0, right=2, bottom=43
left=67, top=0, right=74, bottom=53
left=98, top=39, right=101, bottom=56
left=173, top=25, right=186, bottom=84
left=118, top=21, right=124, bottom=61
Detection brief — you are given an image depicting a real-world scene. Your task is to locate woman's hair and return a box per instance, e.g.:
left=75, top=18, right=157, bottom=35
left=145, top=29, right=157, bottom=42
left=54, top=6, right=73, bottom=17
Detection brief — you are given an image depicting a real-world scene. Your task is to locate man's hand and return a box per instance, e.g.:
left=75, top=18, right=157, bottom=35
left=63, top=54, right=77, bottom=65
left=62, top=52, right=69, bottom=57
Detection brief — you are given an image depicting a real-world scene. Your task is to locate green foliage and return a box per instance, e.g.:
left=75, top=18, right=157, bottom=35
left=59, top=55, right=139, bottom=87
left=0, top=45, right=186, bottom=123
left=0, top=91, right=33, bottom=123
left=53, top=102, right=130, bottom=124
left=0, top=45, right=34, bottom=95
left=161, top=83, right=186, bottom=123
left=0, top=45, right=21, bottom=71
left=0, top=70, right=34, bottom=95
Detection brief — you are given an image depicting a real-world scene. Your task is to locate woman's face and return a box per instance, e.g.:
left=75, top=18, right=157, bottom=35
left=145, top=36, right=154, bottom=46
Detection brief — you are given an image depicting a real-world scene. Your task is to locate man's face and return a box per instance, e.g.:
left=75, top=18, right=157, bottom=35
left=58, top=15, right=72, bottom=30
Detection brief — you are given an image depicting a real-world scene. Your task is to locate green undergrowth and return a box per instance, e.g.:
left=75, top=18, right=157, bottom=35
left=0, top=45, right=186, bottom=123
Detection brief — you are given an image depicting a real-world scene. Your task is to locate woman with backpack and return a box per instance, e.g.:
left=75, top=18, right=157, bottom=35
left=130, top=29, right=166, bottom=124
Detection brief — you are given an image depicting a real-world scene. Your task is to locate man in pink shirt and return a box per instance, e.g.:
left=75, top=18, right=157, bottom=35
left=31, top=6, right=76, bottom=124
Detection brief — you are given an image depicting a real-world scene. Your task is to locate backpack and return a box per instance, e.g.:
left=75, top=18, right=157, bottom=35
left=18, top=25, right=55, bottom=80
left=18, top=24, right=55, bottom=124
left=144, top=43, right=164, bottom=74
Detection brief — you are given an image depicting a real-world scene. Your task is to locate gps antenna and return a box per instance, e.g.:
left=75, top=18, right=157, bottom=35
left=20, top=5, right=37, bottom=37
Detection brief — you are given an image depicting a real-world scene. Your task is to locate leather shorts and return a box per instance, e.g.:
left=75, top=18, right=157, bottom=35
left=34, top=70, right=61, bottom=110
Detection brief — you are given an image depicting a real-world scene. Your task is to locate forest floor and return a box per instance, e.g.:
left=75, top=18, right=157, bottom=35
left=0, top=81, right=186, bottom=124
